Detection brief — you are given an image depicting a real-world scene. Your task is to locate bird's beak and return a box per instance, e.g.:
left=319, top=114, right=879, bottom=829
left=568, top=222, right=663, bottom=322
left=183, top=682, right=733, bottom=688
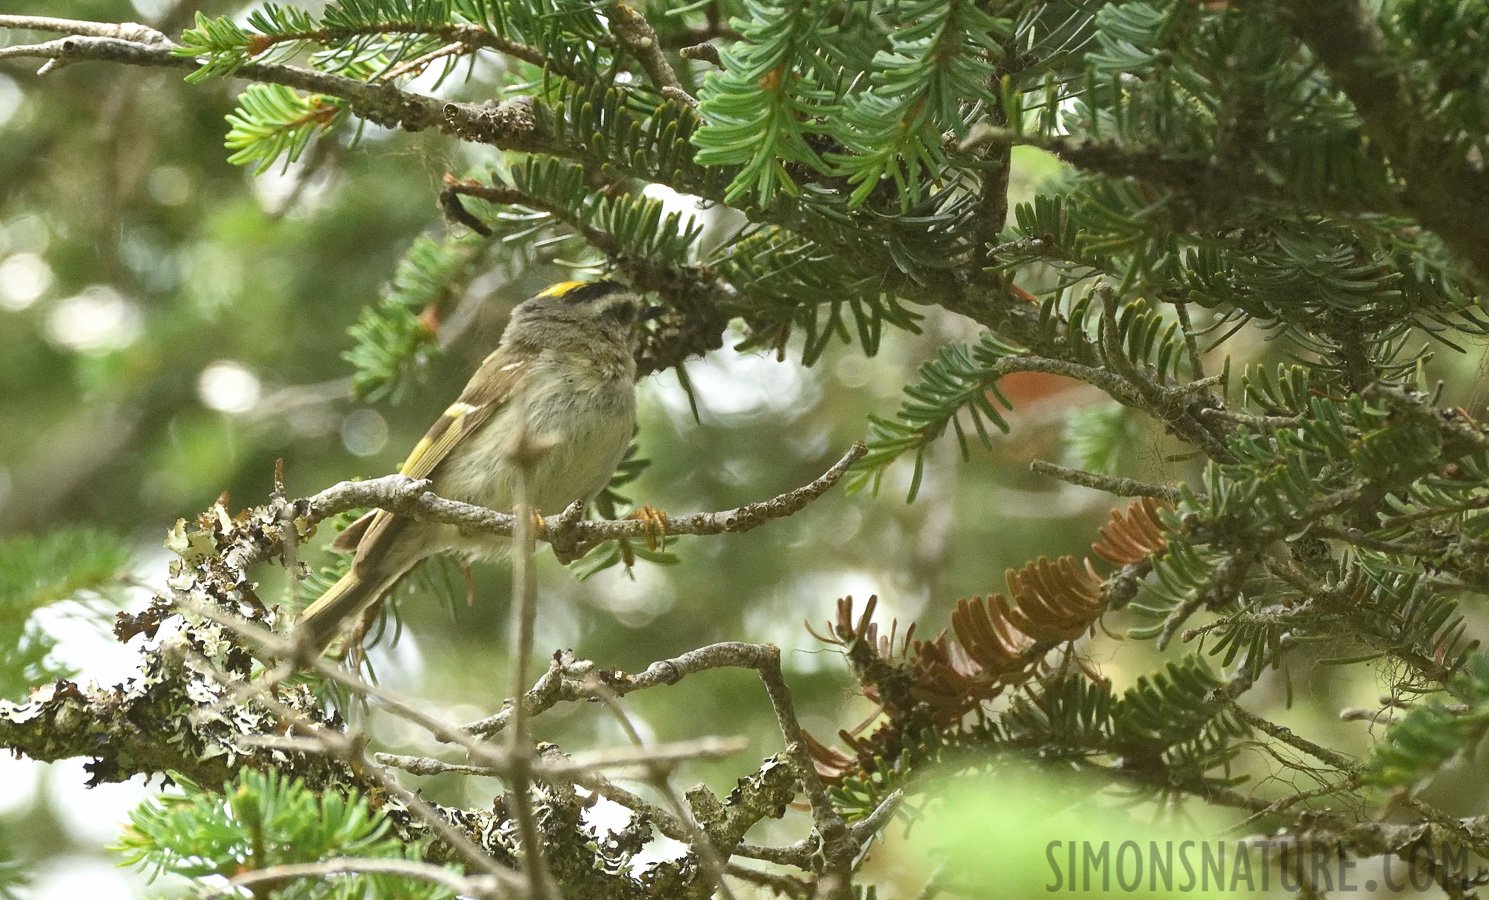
left=638, top=305, right=668, bottom=321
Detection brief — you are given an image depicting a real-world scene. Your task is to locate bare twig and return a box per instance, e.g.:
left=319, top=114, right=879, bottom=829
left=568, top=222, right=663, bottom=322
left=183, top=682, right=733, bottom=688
left=178, top=594, right=806, bottom=895
left=754, top=647, right=855, bottom=899
left=243, top=377, right=354, bottom=425
left=1197, top=407, right=1301, bottom=429
left=733, top=839, right=814, bottom=867
left=305, top=442, right=868, bottom=564
left=725, top=863, right=813, bottom=898
left=0, top=15, right=167, bottom=43
left=441, top=180, right=619, bottom=252
left=504, top=424, right=555, bottom=900
left=849, top=789, right=903, bottom=847
left=1029, top=459, right=1185, bottom=503
left=463, top=651, right=576, bottom=737
left=375, top=735, right=748, bottom=778
left=463, top=640, right=878, bottom=892
left=1339, top=707, right=1401, bottom=726
left=184, top=599, right=516, bottom=773
left=381, top=40, right=467, bottom=80
left=1171, top=299, right=1205, bottom=381
left=223, top=858, right=503, bottom=899
left=1229, top=777, right=1360, bottom=833
left=1228, top=703, right=1359, bottom=772
left=465, top=641, right=777, bottom=737
left=987, top=236, right=1054, bottom=258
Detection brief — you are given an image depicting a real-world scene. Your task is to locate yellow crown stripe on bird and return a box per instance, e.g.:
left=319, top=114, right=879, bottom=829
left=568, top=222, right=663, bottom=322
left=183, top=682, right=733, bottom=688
left=537, top=280, right=588, bottom=298
left=537, top=279, right=631, bottom=305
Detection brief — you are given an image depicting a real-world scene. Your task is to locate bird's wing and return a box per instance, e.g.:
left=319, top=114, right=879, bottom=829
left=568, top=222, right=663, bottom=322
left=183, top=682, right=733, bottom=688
left=401, top=352, right=526, bottom=480
left=333, top=349, right=528, bottom=557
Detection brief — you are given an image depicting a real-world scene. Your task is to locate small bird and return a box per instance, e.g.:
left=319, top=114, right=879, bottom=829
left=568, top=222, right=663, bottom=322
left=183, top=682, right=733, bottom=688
left=297, top=279, right=651, bottom=653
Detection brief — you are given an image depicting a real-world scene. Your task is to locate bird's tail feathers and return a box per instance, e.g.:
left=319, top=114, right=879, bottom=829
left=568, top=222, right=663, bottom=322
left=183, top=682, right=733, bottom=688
left=297, top=568, right=398, bottom=655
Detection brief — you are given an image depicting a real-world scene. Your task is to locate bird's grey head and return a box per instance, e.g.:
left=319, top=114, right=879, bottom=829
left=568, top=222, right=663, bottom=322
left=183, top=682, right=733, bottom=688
left=506, top=280, right=655, bottom=353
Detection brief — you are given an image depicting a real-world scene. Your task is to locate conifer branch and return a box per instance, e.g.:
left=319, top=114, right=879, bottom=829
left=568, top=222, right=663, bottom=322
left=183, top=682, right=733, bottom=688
left=9, top=3, right=1489, bottom=894
left=963, top=125, right=1402, bottom=218
left=0, top=31, right=550, bottom=152
left=1280, top=0, right=1489, bottom=288
left=440, top=180, right=618, bottom=253
left=1096, top=288, right=1231, bottom=461
left=605, top=2, right=690, bottom=102
left=0, top=18, right=1161, bottom=431
left=243, top=21, right=551, bottom=72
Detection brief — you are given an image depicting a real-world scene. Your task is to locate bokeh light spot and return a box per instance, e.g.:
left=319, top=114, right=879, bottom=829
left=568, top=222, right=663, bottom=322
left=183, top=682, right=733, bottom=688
left=0, top=73, right=22, bottom=128
left=0, top=252, right=53, bottom=310
left=198, top=360, right=262, bottom=414
left=44, top=286, right=142, bottom=352
left=341, top=408, right=390, bottom=457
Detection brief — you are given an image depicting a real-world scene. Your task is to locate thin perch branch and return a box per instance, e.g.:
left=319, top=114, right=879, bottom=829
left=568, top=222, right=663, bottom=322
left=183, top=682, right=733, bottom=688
left=465, top=642, right=777, bottom=737
left=1030, top=460, right=1185, bottom=503
left=503, top=426, right=555, bottom=900
left=0, top=16, right=168, bottom=43
left=225, top=857, right=502, bottom=899
left=375, top=735, right=748, bottom=778
left=305, top=442, right=867, bottom=563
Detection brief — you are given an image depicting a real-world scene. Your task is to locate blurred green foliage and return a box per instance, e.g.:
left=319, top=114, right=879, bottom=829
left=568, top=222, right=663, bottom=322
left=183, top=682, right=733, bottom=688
left=0, top=527, right=130, bottom=698
left=915, top=766, right=1252, bottom=899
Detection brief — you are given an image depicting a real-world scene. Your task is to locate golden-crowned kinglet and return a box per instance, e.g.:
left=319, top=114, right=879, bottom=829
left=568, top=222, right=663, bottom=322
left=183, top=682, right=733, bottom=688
left=297, top=280, right=653, bottom=653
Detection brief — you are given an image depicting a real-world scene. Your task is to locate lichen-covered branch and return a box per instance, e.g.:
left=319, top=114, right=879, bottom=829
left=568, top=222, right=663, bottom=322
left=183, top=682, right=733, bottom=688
left=0, top=432, right=886, bottom=899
